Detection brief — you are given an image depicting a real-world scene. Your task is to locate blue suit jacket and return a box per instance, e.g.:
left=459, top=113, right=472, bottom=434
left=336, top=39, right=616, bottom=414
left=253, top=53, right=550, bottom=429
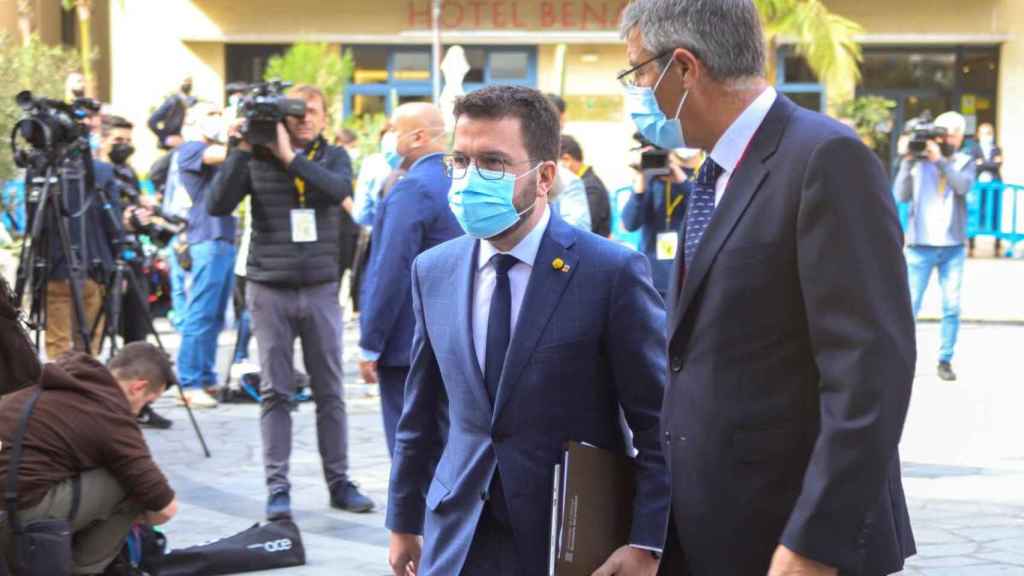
left=386, top=212, right=670, bottom=576
left=359, top=153, right=462, bottom=367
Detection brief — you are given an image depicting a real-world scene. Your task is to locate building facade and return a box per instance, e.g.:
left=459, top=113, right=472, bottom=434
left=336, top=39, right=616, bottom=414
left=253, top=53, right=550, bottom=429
left=4, top=0, right=1023, bottom=187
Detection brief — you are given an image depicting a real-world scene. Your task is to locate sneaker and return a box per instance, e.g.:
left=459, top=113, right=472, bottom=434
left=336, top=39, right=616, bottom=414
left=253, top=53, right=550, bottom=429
left=230, top=361, right=260, bottom=380
left=937, top=362, right=957, bottom=382
left=330, top=481, right=375, bottom=513
left=266, top=490, right=292, bottom=521
left=137, top=405, right=173, bottom=430
left=178, top=389, right=218, bottom=409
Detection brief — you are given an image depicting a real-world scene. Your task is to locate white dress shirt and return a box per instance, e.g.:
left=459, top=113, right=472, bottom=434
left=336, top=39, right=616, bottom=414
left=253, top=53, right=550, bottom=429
left=709, top=86, right=778, bottom=206
left=472, top=205, right=551, bottom=372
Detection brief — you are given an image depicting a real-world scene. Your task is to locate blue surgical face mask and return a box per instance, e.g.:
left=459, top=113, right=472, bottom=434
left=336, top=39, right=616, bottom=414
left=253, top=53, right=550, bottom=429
left=448, top=163, right=541, bottom=239
left=625, top=60, right=688, bottom=150
left=380, top=131, right=404, bottom=170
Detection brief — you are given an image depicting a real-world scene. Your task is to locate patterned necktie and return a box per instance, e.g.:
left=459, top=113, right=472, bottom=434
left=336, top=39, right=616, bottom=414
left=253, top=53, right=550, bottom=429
left=484, top=254, right=519, bottom=403
left=684, top=158, right=725, bottom=267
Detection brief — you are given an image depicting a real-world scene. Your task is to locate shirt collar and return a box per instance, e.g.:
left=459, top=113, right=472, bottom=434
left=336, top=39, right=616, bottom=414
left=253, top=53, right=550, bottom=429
left=478, top=204, right=551, bottom=271
left=709, top=86, right=777, bottom=175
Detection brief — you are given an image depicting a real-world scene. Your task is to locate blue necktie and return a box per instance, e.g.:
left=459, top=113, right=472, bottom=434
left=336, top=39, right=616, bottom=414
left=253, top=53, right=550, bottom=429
left=684, top=158, right=725, bottom=267
left=484, top=254, right=519, bottom=403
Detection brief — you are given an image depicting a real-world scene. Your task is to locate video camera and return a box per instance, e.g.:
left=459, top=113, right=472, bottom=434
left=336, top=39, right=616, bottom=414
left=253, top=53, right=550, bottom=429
left=631, top=132, right=670, bottom=175
left=10, top=90, right=99, bottom=167
left=903, top=112, right=953, bottom=159
left=110, top=171, right=188, bottom=248
left=226, top=80, right=307, bottom=147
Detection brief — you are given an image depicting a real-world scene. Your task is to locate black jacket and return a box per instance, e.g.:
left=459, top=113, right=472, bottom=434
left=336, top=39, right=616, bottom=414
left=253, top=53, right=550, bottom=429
left=208, top=137, right=353, bottom=287
left=47, top=160, right=119, bottom=281
left=147, top=94, right=192, bottom=149
left=580, top=166, right=612, bottom=237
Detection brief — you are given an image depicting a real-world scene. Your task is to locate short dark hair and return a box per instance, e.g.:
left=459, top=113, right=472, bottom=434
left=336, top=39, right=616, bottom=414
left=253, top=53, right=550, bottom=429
left=560, top=134, right=583, bottom=162
left=454, top=86, right=561, bottom=163
left=546, top=93, right=567, bottom=115
left=101, top=115, right=133, bottom=136
left=108, top=342, right=176, bottom=394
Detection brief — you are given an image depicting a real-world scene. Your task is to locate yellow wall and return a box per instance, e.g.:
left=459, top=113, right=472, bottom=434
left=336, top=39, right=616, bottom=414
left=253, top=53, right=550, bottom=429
left=995, top=0, right=1024, bottom=183
left=825, top=0, right=1004, bottom=35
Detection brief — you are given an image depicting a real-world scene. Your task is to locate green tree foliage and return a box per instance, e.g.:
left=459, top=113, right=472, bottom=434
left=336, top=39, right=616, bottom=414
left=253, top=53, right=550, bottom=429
left=264, top=43, right=354, bottom=139
left=836, top=95, right=897, bottom=151
left=755, top=0, right=863, bottom=103
left=0, top=33, right=81, bottom=181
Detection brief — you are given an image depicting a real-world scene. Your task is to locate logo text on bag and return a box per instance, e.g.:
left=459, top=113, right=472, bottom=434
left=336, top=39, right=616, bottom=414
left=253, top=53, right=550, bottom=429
left=247, top=539, right=293, bottom=553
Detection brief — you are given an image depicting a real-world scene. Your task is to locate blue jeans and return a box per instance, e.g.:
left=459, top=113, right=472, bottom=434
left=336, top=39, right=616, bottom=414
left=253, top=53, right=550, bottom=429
left=906, top=245, right=965, bottom=363
left=168, top=240, right=189, bottom=331
left=177, top=240, right=236, bottom=389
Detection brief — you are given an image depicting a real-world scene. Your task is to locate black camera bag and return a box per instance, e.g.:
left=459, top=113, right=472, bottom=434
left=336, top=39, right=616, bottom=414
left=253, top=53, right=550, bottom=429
left=159, top=519, right=305, bottom=576
left=5, top=387, right=74, bottom=576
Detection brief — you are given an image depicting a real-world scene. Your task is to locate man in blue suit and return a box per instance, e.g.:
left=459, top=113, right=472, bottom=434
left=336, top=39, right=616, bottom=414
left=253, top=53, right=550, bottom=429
left=387, top=86, right=669, bottom=576
left=620, top=1, right=916, bottom=575
left=359, top=103, right=462, bottom=457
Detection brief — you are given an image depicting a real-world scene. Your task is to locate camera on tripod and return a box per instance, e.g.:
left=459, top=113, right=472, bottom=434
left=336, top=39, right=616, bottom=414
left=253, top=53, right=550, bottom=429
left=11, top=90, right=99, bottom=167
left=226, top=80, right=306, bottom=147
left=903, top=112, right=953, bottom=159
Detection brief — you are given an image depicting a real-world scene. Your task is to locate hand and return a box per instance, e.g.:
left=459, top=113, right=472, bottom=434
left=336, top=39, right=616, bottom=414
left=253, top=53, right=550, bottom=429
left=767, top=545, right=838, bottom=576
left=388, top=532, right=422, bottom=576
left=591, top=545, right=659, bottom=576
left=165, top=135, right=184, bottom=149
left=360, top=360, right=379, bottom=384
left=134, top=207, right=154, bottom=227
left=632, top=171, right=646, bottom=195
left=271, top=122, right=296, bottom=165
left=924, top=140, right=942, bottom=163
left=668, top=162, right=687, bottom=184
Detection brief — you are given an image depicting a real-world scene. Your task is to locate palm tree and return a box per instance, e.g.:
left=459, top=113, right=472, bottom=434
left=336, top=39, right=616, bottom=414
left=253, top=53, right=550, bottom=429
left=755, top=0, right=863, bottom=105
left=61, top=0, right=94, bottom=97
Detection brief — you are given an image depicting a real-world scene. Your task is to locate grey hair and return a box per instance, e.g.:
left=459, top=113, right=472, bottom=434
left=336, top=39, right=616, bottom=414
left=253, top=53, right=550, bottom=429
left=620, top=0, right=766, bottom=84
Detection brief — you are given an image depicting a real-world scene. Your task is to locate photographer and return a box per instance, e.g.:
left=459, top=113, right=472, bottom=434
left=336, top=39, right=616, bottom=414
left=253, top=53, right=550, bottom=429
left=621, top=147, right=693, bottom=298
left=0, top=342, right=178, bottom=575
left=894, top=111, right=976, bottom=381
left=209, top=84, right=374, bottom=519
left=173, top=104, right=235, bottom=409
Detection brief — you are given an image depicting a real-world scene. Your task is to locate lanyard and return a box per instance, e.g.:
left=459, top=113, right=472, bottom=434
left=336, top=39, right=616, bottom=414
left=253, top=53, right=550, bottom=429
left=663, top=176, right=684, bottom=227
left=294, top=139, right=321, bottom=208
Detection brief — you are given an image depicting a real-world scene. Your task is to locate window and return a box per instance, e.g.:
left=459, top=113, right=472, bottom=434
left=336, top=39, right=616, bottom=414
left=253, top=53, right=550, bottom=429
left=226, top=44, right=289, bottom=86
left=393, top=50, right=431, bottom=82
left=775, top=50, right=825, bottom=113
left=463, top=48, right=486, bottom=83
left=861, top=51, right=956, bottom=91
left=351, top=46, right=389, bottom=85
left=490, top=52, right=530, bottom=81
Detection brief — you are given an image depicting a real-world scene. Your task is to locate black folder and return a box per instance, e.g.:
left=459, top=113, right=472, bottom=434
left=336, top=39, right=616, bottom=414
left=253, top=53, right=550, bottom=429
left=550, top=442, right=635, bottom=576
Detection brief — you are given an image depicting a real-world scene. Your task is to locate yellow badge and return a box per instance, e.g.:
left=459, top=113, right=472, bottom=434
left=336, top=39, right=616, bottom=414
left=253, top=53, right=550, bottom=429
left=552, top=258, right=565, bottom=270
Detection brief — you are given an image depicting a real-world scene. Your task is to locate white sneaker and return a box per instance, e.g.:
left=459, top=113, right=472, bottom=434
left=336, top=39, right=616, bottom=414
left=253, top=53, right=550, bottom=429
left=178, top=389, right=219, bottom=409
left=230, top=361, right=260, bottom=379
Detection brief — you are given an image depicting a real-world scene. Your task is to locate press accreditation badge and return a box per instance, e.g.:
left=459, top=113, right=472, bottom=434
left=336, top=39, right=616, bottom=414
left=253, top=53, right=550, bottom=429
left=656, top=232, right=679, bottom=261
left=290, top=209, right=317, bottom=243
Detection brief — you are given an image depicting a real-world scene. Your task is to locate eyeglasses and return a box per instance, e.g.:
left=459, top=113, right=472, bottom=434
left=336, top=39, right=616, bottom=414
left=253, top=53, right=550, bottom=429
left=443, top=153, right=534, bottom=180
left=617, top=50, right=673, bottom=88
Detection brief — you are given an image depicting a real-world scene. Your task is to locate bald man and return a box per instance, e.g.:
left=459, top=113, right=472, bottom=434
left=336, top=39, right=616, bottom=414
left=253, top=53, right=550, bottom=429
left=359, top=103, right=463, bottom=456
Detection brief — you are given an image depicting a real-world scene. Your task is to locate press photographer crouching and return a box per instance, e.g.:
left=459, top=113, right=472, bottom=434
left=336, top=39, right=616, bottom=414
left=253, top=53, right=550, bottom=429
left=894, top=111, right=977, bottom=382
left=209, top=83, right=374, bottom=519
left=0, top=342, right=178, bottom=575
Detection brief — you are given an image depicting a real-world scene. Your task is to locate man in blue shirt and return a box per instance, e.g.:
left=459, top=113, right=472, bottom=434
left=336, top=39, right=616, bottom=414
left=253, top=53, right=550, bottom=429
left=358, top=103, right=462, bottom=457
left=175, top=106, right=235, bottom=408
left=621, top=152, right=692, bottom=298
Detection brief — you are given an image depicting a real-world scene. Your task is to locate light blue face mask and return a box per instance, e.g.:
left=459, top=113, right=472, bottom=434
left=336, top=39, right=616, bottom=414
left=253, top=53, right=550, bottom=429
left=380, top=131, right=404, bottom=170
left=448, top=163, right=541, bottom=239
left=625, top=60, right=688, bottom=150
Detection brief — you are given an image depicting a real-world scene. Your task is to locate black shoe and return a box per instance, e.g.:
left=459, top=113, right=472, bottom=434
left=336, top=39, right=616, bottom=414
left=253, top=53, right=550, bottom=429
left=938, top=362, right=957, bottom=381
left=266, top=489, right=292, bottom=521
left=137, top=405, right=173, bottom=430
left=330, top=481, right=375, bottom=513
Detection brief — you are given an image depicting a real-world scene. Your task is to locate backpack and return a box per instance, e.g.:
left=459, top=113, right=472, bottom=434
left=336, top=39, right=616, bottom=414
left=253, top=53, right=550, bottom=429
left=0, top=275, right=41, bottom=397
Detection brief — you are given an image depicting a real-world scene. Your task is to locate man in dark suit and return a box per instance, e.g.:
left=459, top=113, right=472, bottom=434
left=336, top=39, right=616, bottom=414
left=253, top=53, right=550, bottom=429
left=359, top=103, right=462, bottom=457
left=386, top=86, right=669, bottom=576
left=620, top=1, right=917, bottom=575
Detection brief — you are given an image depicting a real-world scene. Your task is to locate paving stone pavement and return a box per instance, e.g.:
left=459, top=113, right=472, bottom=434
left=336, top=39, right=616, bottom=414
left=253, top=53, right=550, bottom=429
left=142, top=318, right=1024, bottom=575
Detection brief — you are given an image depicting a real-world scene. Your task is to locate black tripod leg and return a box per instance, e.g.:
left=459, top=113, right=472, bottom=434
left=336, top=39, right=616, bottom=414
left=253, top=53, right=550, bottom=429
left=124, top=264, right=211, bottom=458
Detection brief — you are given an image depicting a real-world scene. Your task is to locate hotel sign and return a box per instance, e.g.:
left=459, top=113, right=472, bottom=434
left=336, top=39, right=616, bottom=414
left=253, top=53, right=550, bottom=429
left=407, top=0, right=629, bottom=30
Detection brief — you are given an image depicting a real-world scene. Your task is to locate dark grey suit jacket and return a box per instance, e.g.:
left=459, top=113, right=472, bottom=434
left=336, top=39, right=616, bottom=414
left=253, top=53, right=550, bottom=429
left=662, top=95, right=917, bottom=576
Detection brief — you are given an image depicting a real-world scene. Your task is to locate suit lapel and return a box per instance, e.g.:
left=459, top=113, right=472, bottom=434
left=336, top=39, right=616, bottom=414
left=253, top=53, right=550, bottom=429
left=492, top=214, right=578, bottom=423
left=670, top=95, right=794, bottom=340
left=455, top=238, right=491, bottom=411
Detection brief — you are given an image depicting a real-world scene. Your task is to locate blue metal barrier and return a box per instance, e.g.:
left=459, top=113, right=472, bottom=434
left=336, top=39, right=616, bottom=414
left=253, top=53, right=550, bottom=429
left=896, top=181, right=1024, bottom=257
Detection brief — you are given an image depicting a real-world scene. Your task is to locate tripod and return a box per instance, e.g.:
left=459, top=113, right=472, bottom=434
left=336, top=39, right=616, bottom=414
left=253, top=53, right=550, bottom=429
left=15, top=155, right=95, bottom=356
left=91, top=184, right=211, bottom=457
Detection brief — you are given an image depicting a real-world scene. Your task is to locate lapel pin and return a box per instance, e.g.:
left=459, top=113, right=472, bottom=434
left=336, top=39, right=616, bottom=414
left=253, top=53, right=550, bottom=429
left=552, top=258, right=570, bottom=273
